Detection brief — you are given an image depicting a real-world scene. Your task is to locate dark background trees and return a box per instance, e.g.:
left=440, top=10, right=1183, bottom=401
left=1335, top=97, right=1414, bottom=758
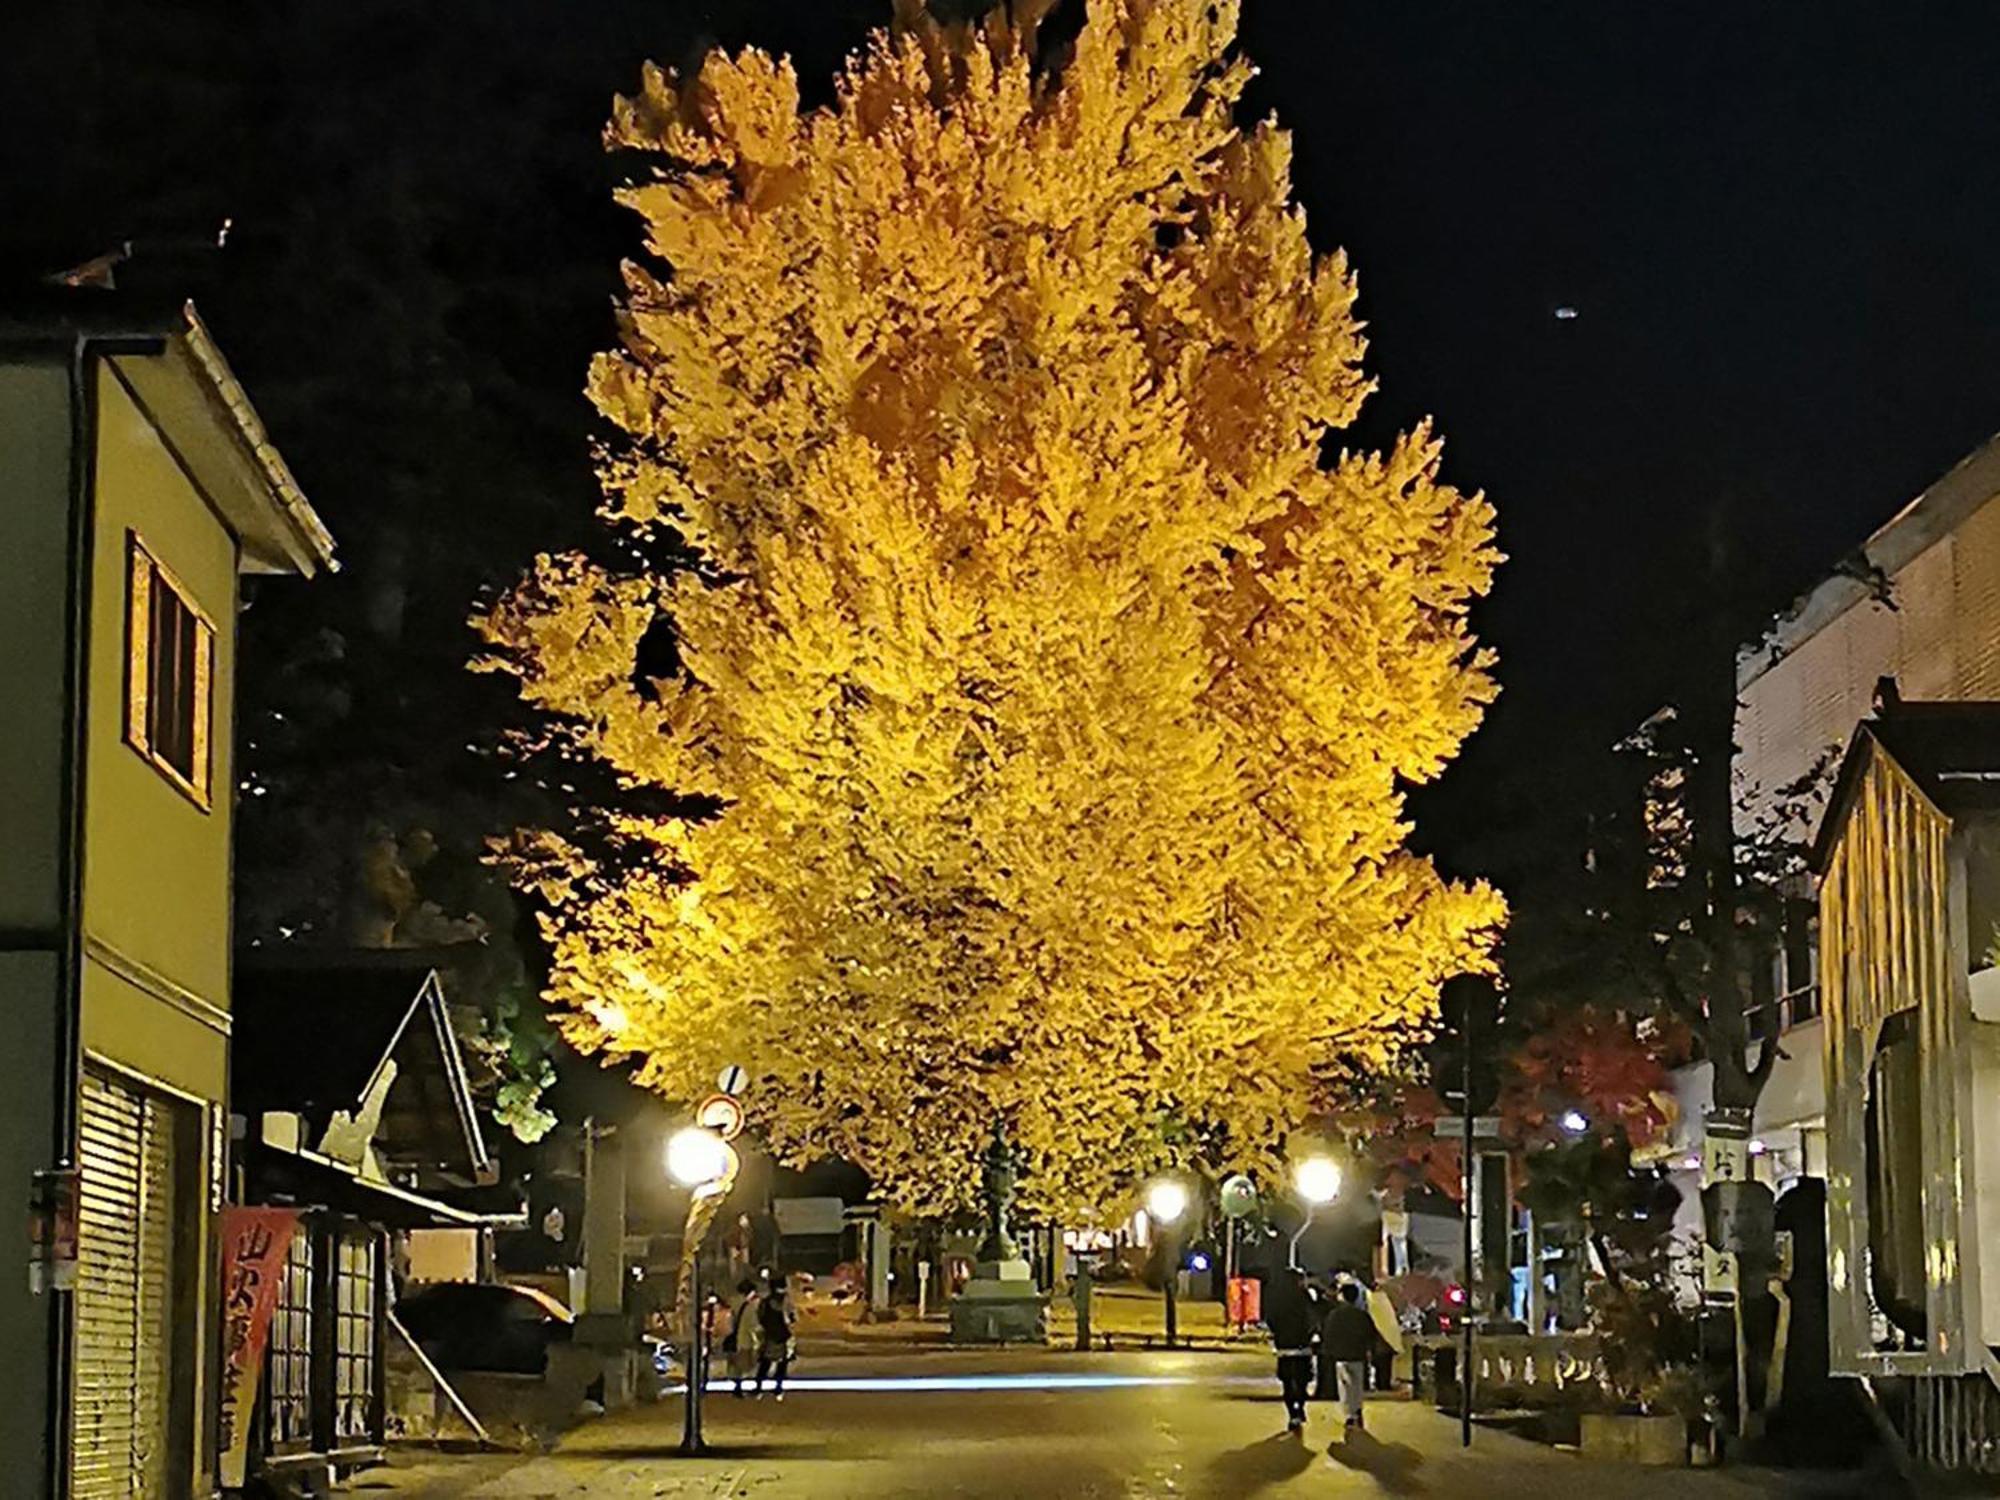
left=10, top=0, right=2000, bottom=1145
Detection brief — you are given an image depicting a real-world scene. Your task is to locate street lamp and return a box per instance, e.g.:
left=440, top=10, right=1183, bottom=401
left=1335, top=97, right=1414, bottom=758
left=1289, top=1155, right=1341, bottom=1269
left=1145, top=1179, right=1190, bottom=1348
left=667, top=1126, right=735, bottom=1454
left=667, top=1125, right=731, bottom=1193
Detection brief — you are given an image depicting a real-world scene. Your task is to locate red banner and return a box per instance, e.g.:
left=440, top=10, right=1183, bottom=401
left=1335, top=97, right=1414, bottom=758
left=1227, top=1274, right=1262, bottom=1330
left=218, top=1207, right=299, bottom=1488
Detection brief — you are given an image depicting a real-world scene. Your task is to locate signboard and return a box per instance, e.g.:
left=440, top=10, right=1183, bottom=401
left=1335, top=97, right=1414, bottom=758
left=1226, top=1275, right=1262, bottom=1329
left=1702, top=1133, right=1750, bottom=1185
left=1433, top=1115, right=1502, bottom=1140
left=219, top=1207, right=300, bottom=1487
left=1702, top=1242, right=1740, bottom=1298
left=28, top=1168, right=78, bottom=1294
left=772, top=1196, right=846, bottom=1237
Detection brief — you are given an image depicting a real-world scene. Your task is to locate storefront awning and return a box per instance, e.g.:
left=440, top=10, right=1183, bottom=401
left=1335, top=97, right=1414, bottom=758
left=249, top=1141, right=526, bottom=1230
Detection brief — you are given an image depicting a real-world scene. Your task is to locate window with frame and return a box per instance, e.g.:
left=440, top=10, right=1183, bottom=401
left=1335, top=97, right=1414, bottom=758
left=125, top=534, right=214, bottom=808
left=266, top=1223, right=313, bottom=1453
left=333, top=1228, right=378, bottom=1442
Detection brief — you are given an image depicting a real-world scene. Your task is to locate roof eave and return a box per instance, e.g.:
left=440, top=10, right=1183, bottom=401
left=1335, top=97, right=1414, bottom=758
left=176, top=302, right=338, bottom=576
left=1740, top=432, right=2000, bottom=693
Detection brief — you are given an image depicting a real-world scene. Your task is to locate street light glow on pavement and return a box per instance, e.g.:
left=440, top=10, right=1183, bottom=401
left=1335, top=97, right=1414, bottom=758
left=670, top=1373, right=1271, bottom=1394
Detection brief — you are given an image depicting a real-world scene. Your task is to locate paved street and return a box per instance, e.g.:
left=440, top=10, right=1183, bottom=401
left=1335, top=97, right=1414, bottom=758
left=361, top=1351, right=1897, bottom=1499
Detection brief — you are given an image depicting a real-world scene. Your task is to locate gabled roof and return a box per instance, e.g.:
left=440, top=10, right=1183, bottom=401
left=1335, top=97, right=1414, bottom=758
left=234, top=949, right=491, bottom=1184
left=1810, top=700, right=2000, bottom=871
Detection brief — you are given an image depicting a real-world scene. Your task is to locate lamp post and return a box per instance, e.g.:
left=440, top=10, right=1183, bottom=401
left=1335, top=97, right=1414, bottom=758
left=1290, top=1155, right=1342, bottom=1269
left=1145, top=1179, right=1190, bottom=1348
left=667, top=1125, right=734, bottom=1455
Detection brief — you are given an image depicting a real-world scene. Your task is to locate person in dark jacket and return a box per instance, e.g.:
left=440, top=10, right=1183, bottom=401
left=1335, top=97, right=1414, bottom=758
left=1321, top=1281, right=1379, bottom=1432
left=1260, top=1266, right=1319, bottom=1434
left=754, top=1284, right=797, bottom=1398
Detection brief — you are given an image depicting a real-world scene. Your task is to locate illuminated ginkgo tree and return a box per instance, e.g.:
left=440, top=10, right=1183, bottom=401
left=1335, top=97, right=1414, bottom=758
left=475, top=0, right=1504, bottom=1216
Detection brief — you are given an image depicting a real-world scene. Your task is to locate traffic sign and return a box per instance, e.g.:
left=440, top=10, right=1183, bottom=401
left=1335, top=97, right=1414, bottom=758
left=1433, top=1115, right=1503, bottom=1140
left=695, top=1092, right=745, bottom=1140
left=717, top=1063, right=748, bottom=1096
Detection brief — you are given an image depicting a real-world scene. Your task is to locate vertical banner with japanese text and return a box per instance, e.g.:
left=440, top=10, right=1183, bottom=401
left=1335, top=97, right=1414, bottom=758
left=218, top=1207, right=299, bottom=1488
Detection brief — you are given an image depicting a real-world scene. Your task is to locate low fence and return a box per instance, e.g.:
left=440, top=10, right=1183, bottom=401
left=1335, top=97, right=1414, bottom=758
left=1875, top=1368, right=2000, bottom=1477
left=1406, top=1332, right=1603, bottom=1410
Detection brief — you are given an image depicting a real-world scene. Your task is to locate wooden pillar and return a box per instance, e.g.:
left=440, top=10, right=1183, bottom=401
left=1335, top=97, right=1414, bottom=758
left=309, top=1213, right=337, bottom=1458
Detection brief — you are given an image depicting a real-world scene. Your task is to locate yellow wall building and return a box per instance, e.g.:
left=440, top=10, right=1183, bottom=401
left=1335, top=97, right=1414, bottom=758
left=0, top=295, right=334, bottom=1497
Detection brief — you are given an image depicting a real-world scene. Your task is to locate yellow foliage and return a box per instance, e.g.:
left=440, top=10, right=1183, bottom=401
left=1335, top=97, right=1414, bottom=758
left=475, top=0, right=1503, bottom=1219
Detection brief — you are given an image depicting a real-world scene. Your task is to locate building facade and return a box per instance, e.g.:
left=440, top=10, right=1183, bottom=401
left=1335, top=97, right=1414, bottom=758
left=1643, top=433, right=2000, bottom=1259
left=232, top=954, right=518, bottom=1486
left=0, top=294, right=334, bottom=1497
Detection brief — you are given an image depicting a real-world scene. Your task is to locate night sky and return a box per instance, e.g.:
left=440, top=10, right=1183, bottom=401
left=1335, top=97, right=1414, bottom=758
left=13, top=0, right=2000, bottom=896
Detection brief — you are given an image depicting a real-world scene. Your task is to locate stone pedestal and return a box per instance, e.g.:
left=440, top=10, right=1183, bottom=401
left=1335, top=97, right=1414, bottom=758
left=949, top=1257, right=1048, bottom=1344
left=571, top=1312, right=638, bottom=1410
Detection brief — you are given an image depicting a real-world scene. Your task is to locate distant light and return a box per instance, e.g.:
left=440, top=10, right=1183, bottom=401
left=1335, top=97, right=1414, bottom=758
left=1749, top=1139, right=1768, bottom=1156
left=1294, top=1156, right=1343, bottom=1206
left=1681, top=1155, right=1701, bottom=1171
left=1188, top=1252, right=1212, bottom=1273
left=1560, top=1110, right=1589, bottom=1135
left=1145, top=1179, right=1189, bottom=1226
left=1445, top=1285, right=1466, bottom=1305
left=1554, top=305, right=1579, bottom=320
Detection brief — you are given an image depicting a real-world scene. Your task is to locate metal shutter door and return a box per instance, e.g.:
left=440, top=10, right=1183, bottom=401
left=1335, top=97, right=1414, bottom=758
left=72, top=1069, right=175, bottom=1499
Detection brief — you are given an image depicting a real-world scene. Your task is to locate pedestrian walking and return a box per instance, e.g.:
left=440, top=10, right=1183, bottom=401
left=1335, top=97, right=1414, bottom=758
left=754, top=1282, right=797, bottom=1399
left=723, top=1277, right=763, bottom=1397
left=1322, top=1281, right=1378, bottom=1433
left=1260, top=1265, right=1319, bottom=1435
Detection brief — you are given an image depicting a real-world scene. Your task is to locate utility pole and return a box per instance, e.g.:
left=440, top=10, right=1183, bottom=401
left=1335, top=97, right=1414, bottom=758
left=1460, top=999, right=1475, bottom=1450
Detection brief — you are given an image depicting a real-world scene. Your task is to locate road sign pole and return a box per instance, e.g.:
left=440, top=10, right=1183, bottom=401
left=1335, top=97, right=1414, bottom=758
left=682, top=1251, right=705, bottom=1453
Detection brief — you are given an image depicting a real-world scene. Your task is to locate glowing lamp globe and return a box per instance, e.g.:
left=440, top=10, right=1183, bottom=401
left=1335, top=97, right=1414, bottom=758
left=666, top=1126, right=730, bottom=1189
left=1145, top=1179, right=1190, bottom=1226
left=1218, top=1174, right=1258, bottom=1221
left=1294, top=1156, right=1342, bottom=1206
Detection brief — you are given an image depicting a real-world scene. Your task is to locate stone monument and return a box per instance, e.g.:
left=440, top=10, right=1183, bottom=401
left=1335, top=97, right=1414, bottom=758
left=949, top=1119, right=1048, bottom=1343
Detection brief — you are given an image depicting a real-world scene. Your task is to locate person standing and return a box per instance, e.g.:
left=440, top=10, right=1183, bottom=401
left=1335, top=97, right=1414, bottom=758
left=1322, top=1281, right=1379, bottom=1433
left=724, top=1277, right=763, bottom=1397
left=755, top=1282, right=798, bottom=1399
left=1260, top=1265, right=1319, bottom=1435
